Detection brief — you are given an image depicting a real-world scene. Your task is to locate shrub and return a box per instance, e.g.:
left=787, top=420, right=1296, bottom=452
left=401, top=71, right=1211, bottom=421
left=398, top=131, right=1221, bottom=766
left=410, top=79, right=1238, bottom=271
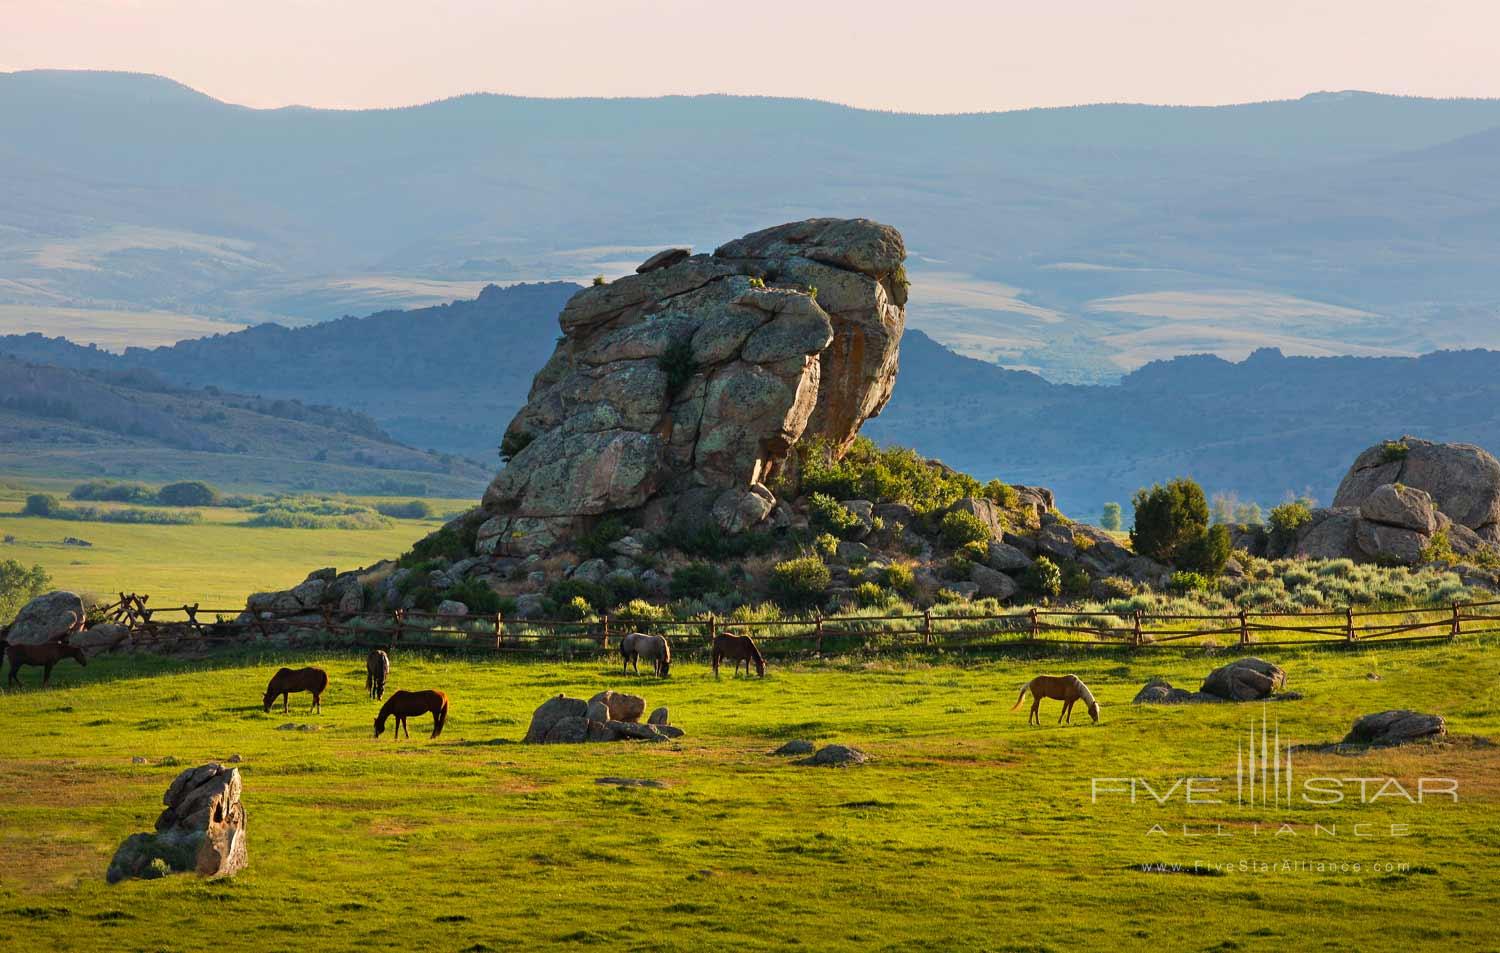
left=500, top=430, right=534, bottom=462
left=1, top=559, right=51, bottom=624
left=400, top=512, right=483, bottom=566
left=546, top=579, right=610, bottom=615
left=798, top=437, right=986, bottom=514
left=1178, top=524, right=1232, bottom=575
left=592, top=274, right=607, bottom=286
left=1167, top=571, right=1212, bottom=594
left=1100, top=502, right=1123, bottom=532
left=442, top=577, right=505, bottom=615
left=578, top=516, right=628, bottom=559
left=670, top=563, right=729, bottom=601
left=612, top=598, right=673, bottom=631
left=880, top=563, right=916, bottom=594
left=981, top=480, right=1019, bottom=508
left=941, top=556, right=974, bottom=581
left=1095, top=575, right=1137, bottom=599
left=855, top=581, right=891, bottom=608
left=22, top=493, right=60, bottom=516
left=658, top=339, right=696, bottom=396
left=1024, top=556, right=1062, bottom=599
left=157, top=481, right=219, bottom=507
left=808, top=493, right=864, bottom=539
left=1419, top=529, right=1459, bottom=566
left=933, top=587, right=965, bottom=605
left=940, top=509, right=991, bottom=547
left=767, top=555, right=831, bottom=610
left=1268, top=500, right=1313, bottom=549
left=661, top=519, right=775, bottom=559
left=69, top=480, right=154, bottom=503
left=375, top=500, right=436, bottom=519
left=813, top=532, right=840, bottom=560
left=1060, top=560, right=1092, bottom=597
left=1381, top=439, right=1410, bottom=463
left=957, top=539, right=989, bottom=563
left=1131, top=478, right=1209, bottom=564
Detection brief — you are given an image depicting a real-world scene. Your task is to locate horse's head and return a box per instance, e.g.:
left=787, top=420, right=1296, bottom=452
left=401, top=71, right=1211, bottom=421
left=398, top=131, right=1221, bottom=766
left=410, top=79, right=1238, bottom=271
left=1086, top=699, right=1101, bottom=723
left=659, top=657, right=671, bottom=677
left=262, top=689, right=276, bottom=713
left=373, top=715, right=386, bottom=738
left=64, top=644, right=87, bottom=666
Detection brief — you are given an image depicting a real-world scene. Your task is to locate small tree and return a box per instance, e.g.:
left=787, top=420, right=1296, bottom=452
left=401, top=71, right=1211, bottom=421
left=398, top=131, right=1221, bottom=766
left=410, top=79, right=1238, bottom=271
left=1100, top=502, right=1123, bottom=532
left=157, top=481, right=219, bottom=507
left=1233, top=501, right=1263, bottom=526
left=22, top=493, right=60, bottom=517
left=1, top=559, right=52, bottom=622
left=768, top=555, right=831, bottom=610
left=1131, top=478, right=1210, bottom=565
left=1178, top=523, right=1231, bottom=575
left=1024, top=555, right=1063, bottom=600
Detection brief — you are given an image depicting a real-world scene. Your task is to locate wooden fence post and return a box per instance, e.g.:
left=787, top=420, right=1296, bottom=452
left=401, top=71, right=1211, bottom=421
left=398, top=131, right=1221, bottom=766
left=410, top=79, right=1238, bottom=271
left=814, top=612, right=824, bottom=655
left=1029, top=607, right=1039, bottom=640
left=600, top=614, right=610, bottom=650
left=1451, top=602, right=1461, bottom=638
left=922, top=609, right=932, bottom=646
left=185, top=603, right=206, bottom=641
left=1239, top=608, right=1249, bottom=647
left=1133, top=610, right=1144, bottom=647
left=707, top=614, right=717, bottom=651
left=392, top=608, right=405, bottom=649
left=1345, top=607, right=1356, bottom=642
left=494, top=612, right=504, bottom=651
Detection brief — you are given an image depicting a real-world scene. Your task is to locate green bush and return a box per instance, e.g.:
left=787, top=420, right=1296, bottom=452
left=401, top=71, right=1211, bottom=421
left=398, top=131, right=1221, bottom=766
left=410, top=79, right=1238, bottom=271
left=22, top=493, right=60, bottom=516
left=1178, top=523, right=1232, bottom=575
left=578, top=516, right=628, bottom=559
left=767, top=555, right=831, bottom=610
left=661, top=519, right=775, bottom=559
left=1060, top=560, right=1091, bottom=597
left=1024, top=556, right=1062, bottom=599
left=1167, top=571, right=1212, bottom=594
left=798, top=437, right=989, bottom=515
left=1419, top=529, right=1459, bottom=566
left=69, top=480, right=155, bottom=503
left=1, top=559, right=51, bottom=624
left=375, top=500, right=436, bottom=519
left=941, top=556, right=974, bottom=581
left=612, top=598, right=674, bottom=632
left=813, top=532, right=840, bottom=560
left=1381, top=439, right=1410, bottom=463
left=670, top=563, right=729, bottom=601
left=957, top=539, right=989, bottom=563
left=940, top=509, right=992, bottom=547
left=1131, top=478, right=1210, bottom=564
left=1268, top=500, right=1313, bottom=549
left=807, top=493, right=864, bottom=539
left=545, top=579, right=611, bottom=615
left=157, top=481, right=219, bottom=507
left=981, top=480, right=1019, bottom=508
left=1100, top=502, right=1123, bottom=532
left=400, top=512, right=483, bottom=566
left=658, top=339, right=697, bottom=396
left=855, top=581, right=891, bottom=608
left=880, top=563, right=916, bottom=595
left=933, top=587, right=965, bottom=605
left=442, top=577, right=505, bottom=615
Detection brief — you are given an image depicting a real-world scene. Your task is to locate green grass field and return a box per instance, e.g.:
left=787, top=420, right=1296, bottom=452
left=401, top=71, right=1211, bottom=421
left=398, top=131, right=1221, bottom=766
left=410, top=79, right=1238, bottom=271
left=1, top=639, right=1497, bottom=951
left=0, top=481, right=457, bottom=606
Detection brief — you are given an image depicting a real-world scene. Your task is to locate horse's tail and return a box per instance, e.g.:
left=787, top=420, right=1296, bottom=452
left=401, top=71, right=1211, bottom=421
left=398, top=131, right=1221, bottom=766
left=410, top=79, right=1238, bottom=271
left=661, top=636, right=671, bottom=664
left=1010, top=681, right=1031, bottom=710
left=433, top=697, right=449, bottom=737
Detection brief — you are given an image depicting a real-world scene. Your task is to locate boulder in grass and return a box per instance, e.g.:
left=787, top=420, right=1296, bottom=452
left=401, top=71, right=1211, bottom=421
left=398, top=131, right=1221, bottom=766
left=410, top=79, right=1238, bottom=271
left=523, top=694, right=588, bottom=743
left=799, top=744, right=867, bottom=767
left=6, top=590, right=85, bottom=646
left=588, top=690, right=646, bottom=723
left=1132, top=680, right=1208, bottom=704
left=772, top=740, right=815, bottom=756
left=108, top=763, right=246, bottom=882
left=647, top=706, right=670, bottom=726
left=1343, top=710, right=1447, bottom=747
left=1200, top=658, right=1286, bottom=701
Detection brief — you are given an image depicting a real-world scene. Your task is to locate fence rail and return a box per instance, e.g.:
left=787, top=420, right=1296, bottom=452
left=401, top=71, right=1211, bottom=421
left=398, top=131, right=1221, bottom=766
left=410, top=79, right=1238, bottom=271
left=80, top=591, right=1500, bottom=659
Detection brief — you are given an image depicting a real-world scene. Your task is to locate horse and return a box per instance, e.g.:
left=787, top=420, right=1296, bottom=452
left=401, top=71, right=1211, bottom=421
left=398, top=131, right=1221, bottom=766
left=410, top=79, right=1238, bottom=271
left=262, top=666, right=329, bottom=713
left=1011, top=674, right=1100, bottom=725
left=374, top=689, right=448, bottom=739
left=5, top=641, right=87, bottom=688
left=620, top=632, right=671, bottom=677
left=711, top=633, right=765, bottom=677
left=365, top=648, right=390, bottom=700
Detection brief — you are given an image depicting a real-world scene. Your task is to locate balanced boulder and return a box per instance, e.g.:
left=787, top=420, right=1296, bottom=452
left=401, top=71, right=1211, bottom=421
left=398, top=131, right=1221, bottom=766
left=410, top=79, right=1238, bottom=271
left=5, top=590, right=85, bottom=646
left=1334, top=437, right=1500, bottom=544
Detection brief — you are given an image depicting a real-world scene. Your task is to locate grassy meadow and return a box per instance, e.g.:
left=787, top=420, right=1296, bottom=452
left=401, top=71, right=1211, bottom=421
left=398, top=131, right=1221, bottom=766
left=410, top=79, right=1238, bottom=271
left=0, top=639, right=1497, bottom=951
left=0, top=480, right=458, bottom=606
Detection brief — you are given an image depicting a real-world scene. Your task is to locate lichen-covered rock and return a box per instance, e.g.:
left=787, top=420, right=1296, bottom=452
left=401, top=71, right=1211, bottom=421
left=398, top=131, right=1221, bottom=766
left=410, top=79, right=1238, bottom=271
left=1343, top=709, right=1447, bottom=746
left=1359, top=482, right=1439, bottom=533
left=970, top=564, right=1018, bottom=601
left=523, top=694, right=589, bottom=743
left=799, top=744, right=868, bottom=766
left=1353, top=520, right=1428, bottom=565
left=1335, top=437, right=1500, bottom=543
left=985, top=541, right=1033, bottom=572
left=588, top=690, right=646, bottom=723
left=476, top=219, right=906, bottom=555
left=647, top=706, right=669, bottom=726
left=5, top=590, right=85, bottom=646
left=1132, top=680, right=1208, bottom=704
left=1200, top=658, right=1287, bottom=701
left=108, top=763, right=246, bottom=882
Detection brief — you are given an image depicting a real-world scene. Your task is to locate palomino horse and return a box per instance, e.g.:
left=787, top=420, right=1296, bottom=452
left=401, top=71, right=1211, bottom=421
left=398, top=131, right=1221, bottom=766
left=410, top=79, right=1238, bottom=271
left=366, top=648, right=391, bottom=700
left=620, top=632, right=671, bottom=677
left=262, top=666, right=329, bottom=713
left=5, top=640, right=87, bottom=688
left=711, top=633, right=765, bottom=677
left=374, top=689, right=448, bottom=739
left=1011, top=674, right=1100, bottom=725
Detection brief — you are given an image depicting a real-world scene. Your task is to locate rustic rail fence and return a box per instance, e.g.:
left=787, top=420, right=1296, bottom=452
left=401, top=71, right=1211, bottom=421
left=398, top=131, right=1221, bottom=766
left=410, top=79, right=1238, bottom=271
left=81, top=591, right=1500, bottom=659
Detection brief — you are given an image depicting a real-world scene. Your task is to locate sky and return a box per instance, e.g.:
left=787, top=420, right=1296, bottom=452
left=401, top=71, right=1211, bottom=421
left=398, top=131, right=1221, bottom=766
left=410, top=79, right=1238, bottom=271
left=3, top=0, right=1498, bottom=113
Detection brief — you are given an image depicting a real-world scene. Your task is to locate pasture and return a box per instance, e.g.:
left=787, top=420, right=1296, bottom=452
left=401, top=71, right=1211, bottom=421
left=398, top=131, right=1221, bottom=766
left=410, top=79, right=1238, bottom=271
left=1, top=639, right=1497, bottom=951
left=0, top=481, right=464, bottom=606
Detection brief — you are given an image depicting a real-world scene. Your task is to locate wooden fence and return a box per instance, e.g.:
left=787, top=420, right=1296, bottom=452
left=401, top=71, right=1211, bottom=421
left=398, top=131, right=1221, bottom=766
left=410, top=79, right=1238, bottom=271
left=86, top=591, right=1500, bottom=658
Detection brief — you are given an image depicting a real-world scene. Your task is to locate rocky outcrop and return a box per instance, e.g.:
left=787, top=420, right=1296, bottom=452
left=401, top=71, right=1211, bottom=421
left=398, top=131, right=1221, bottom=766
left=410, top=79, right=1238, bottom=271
left=107, top=763, right=247, bottom=882
left=523, top=692, right=683, bottom=744
left=477, top=219, right=907, bottom=556
left=5, top=590, right=84, bottom=646
left=1342, top=710, right=1447, bottom=747
left=1201, top=657, right=1286, bottom=701
left=1334, top=437, right=1500, bottom=544
left=798, top=743, right=868, bottom=766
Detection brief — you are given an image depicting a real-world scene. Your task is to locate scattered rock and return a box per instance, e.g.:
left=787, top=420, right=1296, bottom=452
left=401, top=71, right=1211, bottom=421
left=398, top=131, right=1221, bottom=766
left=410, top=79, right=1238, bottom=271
left=1343, top=710, right=1447, bottom=747
left=1131, top=680, right=1209, bottom=704
left=435, top=600, right=468, bottom=616
left=524, top=693, right=682, bottom=743
left=969, top=564, right=1018, bottom=600
left=542, top=716, right=590, bottom=744
left=1359, top=482, right=1439, bottom=534
left=588, top=690, right=646, bottom=723
left=798, top=744, right=867, bottom=767
left=585, top=699, right=610, bottom=723
left=985, top=541, right=1033, bottom=572
left=73, top=622, right=130, bottom=653
left=107, top=762, right=246, bottom=882
left=131, top=756, right=147, bottom=764
left=595, top=777, right=667, bottom=788
left=647, top=706, right=669, bottom=726
left=772, top=739, right=815, bottom=756
left=5, top=590, right=85, bottom=646
left=1200, top=657, right=1287, bottom=701
left=524, top=694, right=590, bottom=743
left=636, top=247, right=691, bottom=273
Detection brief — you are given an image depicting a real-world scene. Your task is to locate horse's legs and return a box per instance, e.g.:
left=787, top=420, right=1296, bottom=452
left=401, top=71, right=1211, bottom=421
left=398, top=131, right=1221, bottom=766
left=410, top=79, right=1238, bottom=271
left=1030, top=697, right=1041, bottom=725
left=712, top=651, right=719, bottom=677
left=43, top=661, right=54, bottom=687
left=313, top=691, right=322, bottom=714
left=6, top=659, right=18, bottom=687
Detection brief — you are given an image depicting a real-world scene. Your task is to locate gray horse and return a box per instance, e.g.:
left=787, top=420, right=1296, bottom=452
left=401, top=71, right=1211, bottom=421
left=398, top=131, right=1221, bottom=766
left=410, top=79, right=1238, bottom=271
left=366, top=648, right=391, bottom=700
left=620, top=632, right=671, bottom=677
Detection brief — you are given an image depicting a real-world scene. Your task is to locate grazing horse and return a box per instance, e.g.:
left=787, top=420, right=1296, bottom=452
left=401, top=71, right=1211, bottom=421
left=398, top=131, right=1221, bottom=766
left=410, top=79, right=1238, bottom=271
left=262, top=666, right=329, bottom=713
left=374, top=689, right=448, bottom=739
left=365, top=648, right=390, bottom=700
left=711, top=633, right=765, bottom=677
left=1011, top=674, right=1100, bottom=725
left=620, top=632, right=671, bottom=677
left=5, top=641, right=87, bottom=688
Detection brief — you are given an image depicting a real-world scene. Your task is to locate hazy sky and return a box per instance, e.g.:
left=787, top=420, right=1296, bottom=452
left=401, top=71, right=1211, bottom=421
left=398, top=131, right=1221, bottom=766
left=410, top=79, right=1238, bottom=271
left=4, top=0, right=1497, bottom=113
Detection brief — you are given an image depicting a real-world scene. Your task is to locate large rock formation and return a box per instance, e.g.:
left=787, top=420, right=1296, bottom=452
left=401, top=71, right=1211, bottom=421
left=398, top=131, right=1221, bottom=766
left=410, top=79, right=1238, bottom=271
left=5, top=590, right=85, bottom=646
left=1334, top=436, right=1500, bottom=544
left=476, top=218, right=907, bottom=556
left=107, top=763, right=247, bottom=882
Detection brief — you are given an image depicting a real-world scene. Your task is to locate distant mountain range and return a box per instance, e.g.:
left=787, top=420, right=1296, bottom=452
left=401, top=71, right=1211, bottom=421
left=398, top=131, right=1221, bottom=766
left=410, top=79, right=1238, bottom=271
left=4, top=70, right=1500, bottom=382
left=6, top=283, right=1500, bottom=517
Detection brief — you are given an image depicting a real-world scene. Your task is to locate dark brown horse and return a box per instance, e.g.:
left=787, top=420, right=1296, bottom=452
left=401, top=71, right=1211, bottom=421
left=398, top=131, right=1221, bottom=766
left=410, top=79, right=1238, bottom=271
left=374, top=689, right=448, bottom=739
left=5, top=640, right=87, bottom=688
left=711, top=633, right=765, bottom=677
left=262, top=666, right=329, bottom=713
left=366, top=648, right=390, bottom=700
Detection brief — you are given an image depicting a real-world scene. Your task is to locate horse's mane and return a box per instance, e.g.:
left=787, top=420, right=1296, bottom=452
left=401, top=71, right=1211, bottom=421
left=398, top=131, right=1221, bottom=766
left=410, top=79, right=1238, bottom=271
left=1070, top=675, right=1097, bottom=706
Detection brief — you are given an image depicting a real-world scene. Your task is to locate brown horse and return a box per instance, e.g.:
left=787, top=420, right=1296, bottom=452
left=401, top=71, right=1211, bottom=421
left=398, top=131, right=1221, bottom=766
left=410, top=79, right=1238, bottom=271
left=5, top=641, right=87, bottom=688
left=620, top=632, right=671, bottom=677
left=374, top=689, right=448, bottom=739
left=711, top=633, right=765, bottom=677
left=366, top=648, right=390, bottom=700
left=262, top=666, right=329, bottom=713
left=1011, top=674, right=1100, bottom=725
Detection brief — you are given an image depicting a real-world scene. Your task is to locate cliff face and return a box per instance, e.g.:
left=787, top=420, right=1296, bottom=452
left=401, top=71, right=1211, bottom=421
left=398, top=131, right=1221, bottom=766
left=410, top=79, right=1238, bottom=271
left=477, top=218, right=907, bottom=556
